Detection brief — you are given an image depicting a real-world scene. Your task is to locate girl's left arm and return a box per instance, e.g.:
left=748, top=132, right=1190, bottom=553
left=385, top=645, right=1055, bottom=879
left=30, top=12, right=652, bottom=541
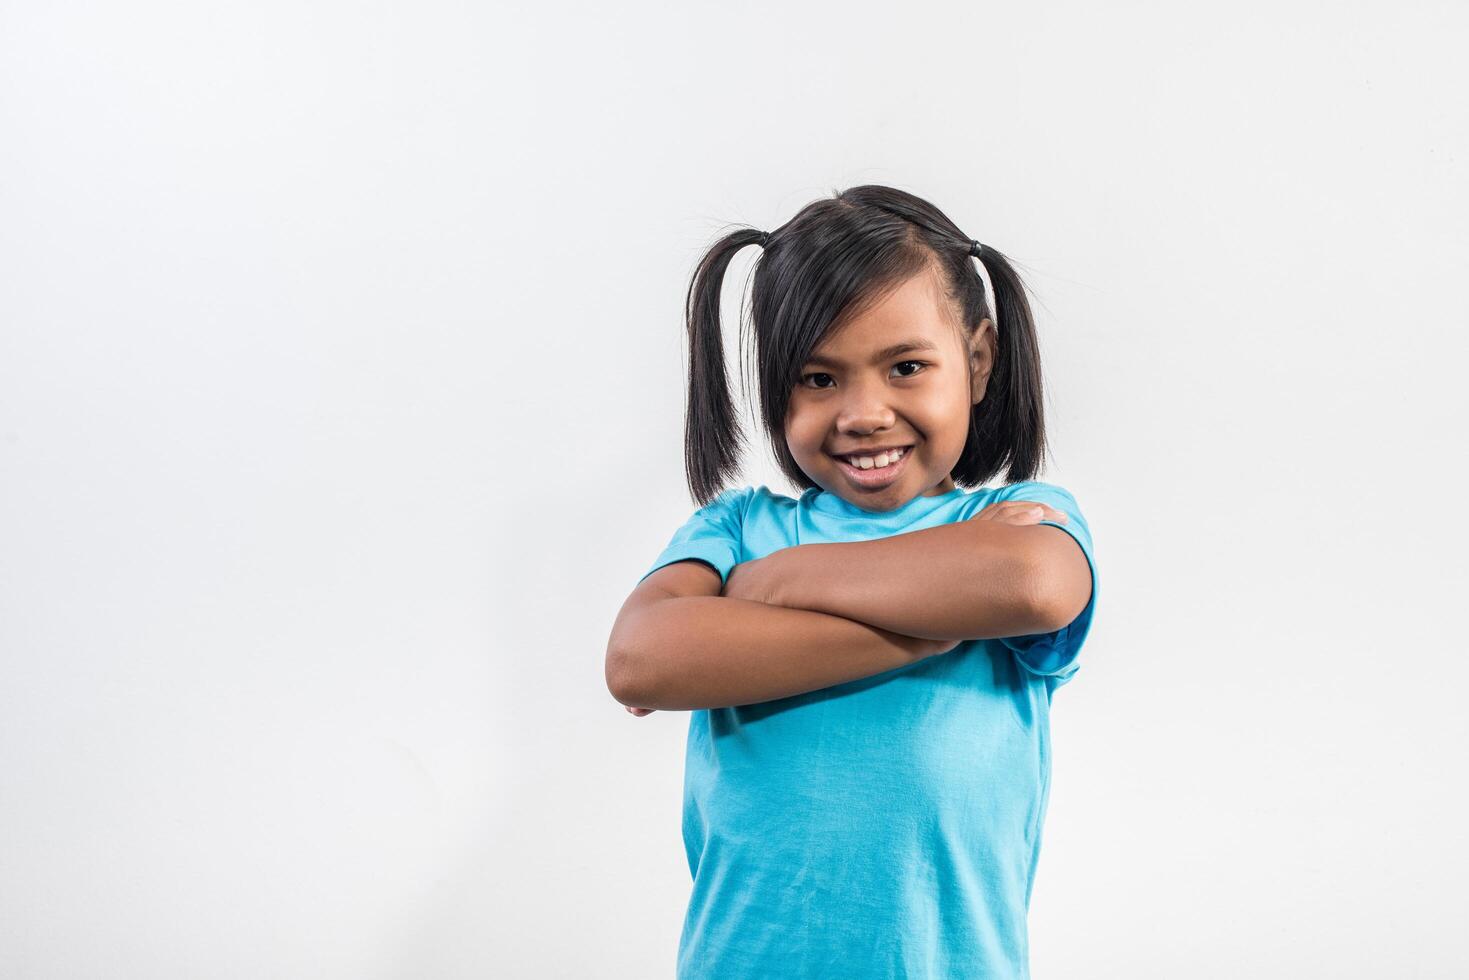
left=728, top=518, right=1092, bottom=642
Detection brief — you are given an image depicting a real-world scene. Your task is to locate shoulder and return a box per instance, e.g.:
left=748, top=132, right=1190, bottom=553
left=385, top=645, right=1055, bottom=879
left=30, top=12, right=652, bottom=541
left=751, top=484, right=799, bottom=505
left=949, top=480, right=1082, bottom=514
left=745, top=484, right=801, bottom=517
left=995, top=480, right=1096, bottom=564
left=996, top=479, right=1081, bottom=505
left=680, top=483, right=802, bottom=528
left=953, top=479, right=1094, bottom=548
left=688, top=484, right=759, bottom=519
left=985, top=480, right=1088, bottom=521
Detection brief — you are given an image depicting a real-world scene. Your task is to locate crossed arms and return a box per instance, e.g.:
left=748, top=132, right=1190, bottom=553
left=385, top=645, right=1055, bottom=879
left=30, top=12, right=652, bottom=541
left=604, top=505, right=1092, bottom=712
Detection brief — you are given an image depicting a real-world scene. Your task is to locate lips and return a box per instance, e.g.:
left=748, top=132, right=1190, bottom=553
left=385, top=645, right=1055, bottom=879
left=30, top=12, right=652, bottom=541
left=831, top=445, right=913, bottom=489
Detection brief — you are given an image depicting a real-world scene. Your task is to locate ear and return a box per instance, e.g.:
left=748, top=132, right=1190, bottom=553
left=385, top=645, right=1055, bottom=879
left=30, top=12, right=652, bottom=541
left=968, top=318, right=996, bottom=405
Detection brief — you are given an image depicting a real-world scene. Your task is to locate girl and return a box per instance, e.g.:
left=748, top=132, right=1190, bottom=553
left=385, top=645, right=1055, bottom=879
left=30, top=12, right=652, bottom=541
left=606, top=185, right=1097, bottom=979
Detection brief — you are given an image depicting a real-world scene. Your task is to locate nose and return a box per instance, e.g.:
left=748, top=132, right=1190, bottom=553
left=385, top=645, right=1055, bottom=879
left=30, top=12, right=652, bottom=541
left=834, top=377, right=896, bottom=434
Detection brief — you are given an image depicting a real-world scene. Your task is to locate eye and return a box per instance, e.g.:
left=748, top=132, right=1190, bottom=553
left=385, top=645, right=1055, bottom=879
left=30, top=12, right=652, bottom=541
left=797, top=361, right=928, bottom=389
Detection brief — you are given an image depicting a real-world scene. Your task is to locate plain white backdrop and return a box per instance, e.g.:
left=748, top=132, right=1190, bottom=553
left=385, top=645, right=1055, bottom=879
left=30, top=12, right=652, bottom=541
left=3, top=1, right=1466, bottom=977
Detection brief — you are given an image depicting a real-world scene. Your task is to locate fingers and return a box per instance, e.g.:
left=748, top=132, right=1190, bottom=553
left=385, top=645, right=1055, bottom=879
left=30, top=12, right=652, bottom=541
left=975, top=500, right=1069, bottom=524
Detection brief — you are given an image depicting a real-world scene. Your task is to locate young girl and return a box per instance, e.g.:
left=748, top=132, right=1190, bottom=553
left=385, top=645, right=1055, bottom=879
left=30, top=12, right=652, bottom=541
left=606, top=184, right=1098, bottom=979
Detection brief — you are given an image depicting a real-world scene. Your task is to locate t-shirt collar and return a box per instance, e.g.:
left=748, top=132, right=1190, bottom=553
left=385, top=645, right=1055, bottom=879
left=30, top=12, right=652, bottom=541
left=803, top=484, right=966, bottom=520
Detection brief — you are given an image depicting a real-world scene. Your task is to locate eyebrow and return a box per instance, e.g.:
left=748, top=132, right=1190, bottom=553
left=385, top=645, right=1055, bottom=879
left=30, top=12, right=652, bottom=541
left=803, top=339, right=940, bottom=369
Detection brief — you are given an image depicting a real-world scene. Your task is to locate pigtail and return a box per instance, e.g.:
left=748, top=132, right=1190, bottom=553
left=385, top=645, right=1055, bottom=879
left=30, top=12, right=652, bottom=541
left=965, top=244, right=1047, bottom=484
left=682, top=228, right=767, bottom=507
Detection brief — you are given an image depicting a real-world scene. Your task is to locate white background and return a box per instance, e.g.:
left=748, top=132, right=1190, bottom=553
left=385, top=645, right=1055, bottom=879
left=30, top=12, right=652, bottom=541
left=3, top=1, right=1467, bottom=977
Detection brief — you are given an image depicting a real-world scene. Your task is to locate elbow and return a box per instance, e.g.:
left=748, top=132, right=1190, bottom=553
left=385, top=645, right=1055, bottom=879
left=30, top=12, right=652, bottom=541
left=1024, top=564, right=1093, bottom=634
left=605, top=638, right=659, bottom=708
left=605, top=641, right=638, bottom=705
left=1030, top=593, right=1084, bottom=635
left=606, top=590, right=691, bottom=709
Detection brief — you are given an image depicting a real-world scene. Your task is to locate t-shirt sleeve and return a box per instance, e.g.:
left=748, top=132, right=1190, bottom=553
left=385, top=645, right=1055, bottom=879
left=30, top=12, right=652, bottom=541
left=988, top=481, right=1098, bottom=684
left=637, top=486, right=753, bottom=588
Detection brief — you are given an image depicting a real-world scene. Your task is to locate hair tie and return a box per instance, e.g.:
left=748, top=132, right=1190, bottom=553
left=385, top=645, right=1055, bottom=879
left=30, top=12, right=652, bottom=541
left=758, top=230, right=770, bottom=247
left=967, top=240, right=998, bottom=335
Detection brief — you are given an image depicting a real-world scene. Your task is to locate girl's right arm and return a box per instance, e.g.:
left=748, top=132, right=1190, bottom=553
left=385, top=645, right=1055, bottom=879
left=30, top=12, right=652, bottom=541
left=605, top=559, right=955, bottom=712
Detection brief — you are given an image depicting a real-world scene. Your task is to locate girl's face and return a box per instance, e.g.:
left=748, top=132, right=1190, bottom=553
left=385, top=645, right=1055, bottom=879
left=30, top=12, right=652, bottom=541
left=784, top=266, right=994, bottom=513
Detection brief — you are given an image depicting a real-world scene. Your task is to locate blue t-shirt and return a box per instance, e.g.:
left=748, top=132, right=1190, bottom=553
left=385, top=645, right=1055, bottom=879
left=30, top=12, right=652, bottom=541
left=638, top=481, right=1098, bottom=979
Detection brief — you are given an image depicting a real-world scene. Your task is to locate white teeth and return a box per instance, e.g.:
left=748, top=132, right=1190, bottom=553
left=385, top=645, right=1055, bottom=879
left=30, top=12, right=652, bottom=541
left=844, top=446, right=906, bottom=469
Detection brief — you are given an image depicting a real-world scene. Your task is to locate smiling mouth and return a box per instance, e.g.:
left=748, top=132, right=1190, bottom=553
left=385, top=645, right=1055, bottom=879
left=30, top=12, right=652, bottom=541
left=830, top=445, right=913, bottom=487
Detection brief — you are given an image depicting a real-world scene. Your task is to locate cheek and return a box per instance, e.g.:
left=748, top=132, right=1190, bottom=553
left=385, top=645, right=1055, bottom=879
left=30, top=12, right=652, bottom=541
left=783, top=403, right=817, bottom=448
left=784, top=425, right=818, bottom=460
left=925, top=380, right=970, bottom=416
left=911, top=392, right=970, bottom=449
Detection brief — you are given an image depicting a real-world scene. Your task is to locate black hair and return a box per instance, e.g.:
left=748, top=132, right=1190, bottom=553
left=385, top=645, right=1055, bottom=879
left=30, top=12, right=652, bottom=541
left=680, top=184, right=1048, bottom=507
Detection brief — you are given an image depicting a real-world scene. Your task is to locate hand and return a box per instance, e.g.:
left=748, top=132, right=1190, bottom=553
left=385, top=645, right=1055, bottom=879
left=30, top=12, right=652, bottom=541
left=880, top=500, right=1066, bottom=659
left=971, top=499, right=1068, bottom=526
left=625, top=705, right=655, bottom=716
left=886, top=628, right=962, bottom=659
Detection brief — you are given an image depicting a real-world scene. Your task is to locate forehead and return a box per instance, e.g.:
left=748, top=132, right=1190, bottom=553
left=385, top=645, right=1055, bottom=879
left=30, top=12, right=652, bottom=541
left=806, top=268, right=959, bottom=365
